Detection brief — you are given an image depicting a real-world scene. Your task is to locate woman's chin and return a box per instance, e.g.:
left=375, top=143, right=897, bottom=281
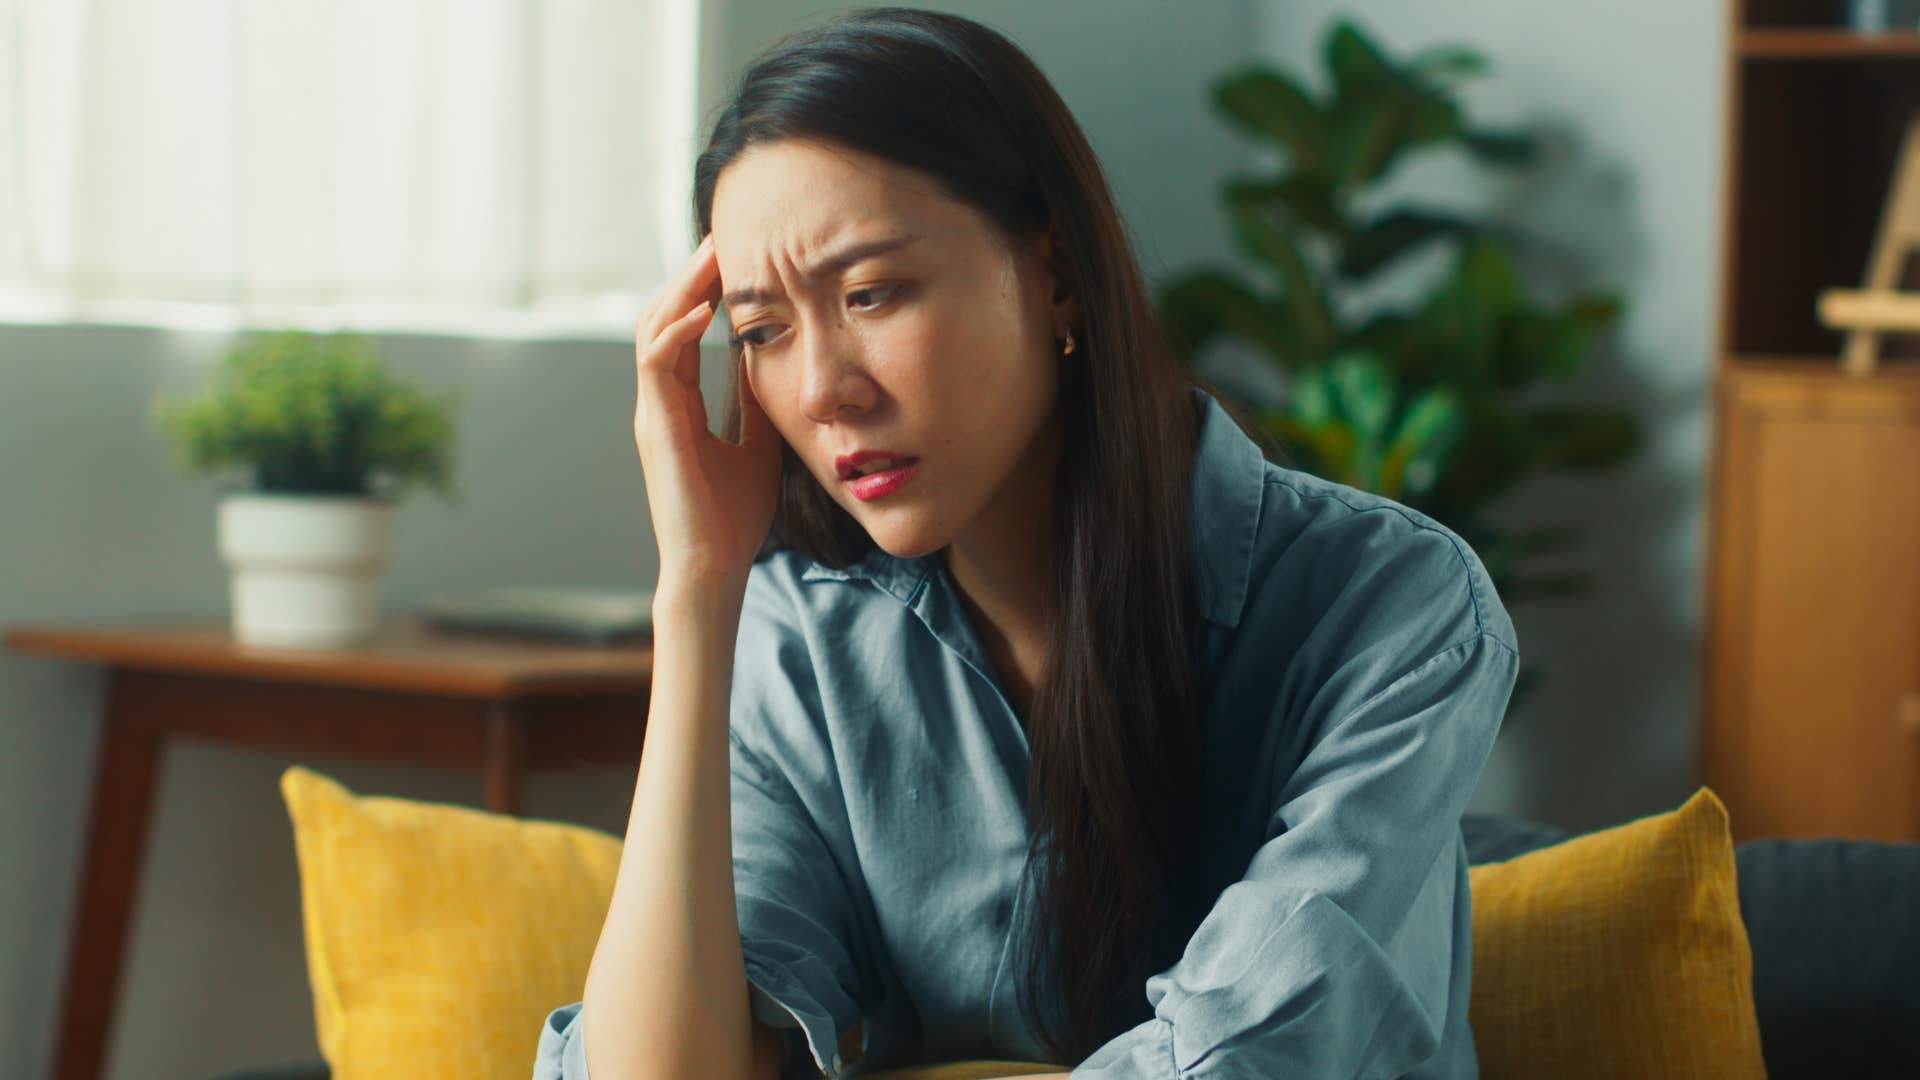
left=860, top=517, right=948, bottom=562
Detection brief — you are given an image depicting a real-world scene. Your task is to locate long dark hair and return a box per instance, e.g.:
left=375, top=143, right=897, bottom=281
left=692, top=7, right=1239, bottom=1064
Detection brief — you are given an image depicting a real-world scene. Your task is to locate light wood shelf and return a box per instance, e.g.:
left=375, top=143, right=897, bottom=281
left=1739, top=29, right=1920, bottom=59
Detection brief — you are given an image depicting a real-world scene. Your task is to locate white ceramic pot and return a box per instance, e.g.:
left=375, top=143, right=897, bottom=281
left=216, top=493, right=398, bottom=648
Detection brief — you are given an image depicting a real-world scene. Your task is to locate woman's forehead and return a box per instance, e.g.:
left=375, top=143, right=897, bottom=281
left=711, top=143, right=1017, bottom=303
left=716, top=141, right=927, bottom=228
left=719, top=231, right=929, bottom=312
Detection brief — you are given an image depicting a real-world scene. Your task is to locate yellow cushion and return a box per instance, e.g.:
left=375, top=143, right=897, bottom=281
left=281, top=765, right=624, bottom=1080
left=1466, top=786, right=1767, bottom=1079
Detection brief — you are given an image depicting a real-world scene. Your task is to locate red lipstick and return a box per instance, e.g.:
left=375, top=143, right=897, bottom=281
left=835, top=449, right=920, bottom=502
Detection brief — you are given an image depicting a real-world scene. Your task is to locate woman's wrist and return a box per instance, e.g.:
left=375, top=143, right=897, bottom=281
left=653, top=569, right=749, bottom=628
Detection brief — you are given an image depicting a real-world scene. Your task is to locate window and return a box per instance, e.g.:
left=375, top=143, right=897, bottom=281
left=0, top=0, right=700, bottom=341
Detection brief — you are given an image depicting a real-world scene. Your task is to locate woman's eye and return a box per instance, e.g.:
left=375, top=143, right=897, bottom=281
left=731, top=285, right=902, bottom=352
left=848, top=283, right=901, bottom=310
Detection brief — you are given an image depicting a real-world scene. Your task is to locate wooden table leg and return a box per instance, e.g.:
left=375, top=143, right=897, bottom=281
left=483, top=701, right=527, bottom=815
left=53, top=670, right=168, bottom=1080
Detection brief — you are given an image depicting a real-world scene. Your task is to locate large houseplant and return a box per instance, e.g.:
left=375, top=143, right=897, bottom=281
left=1158, top=18, right=1643, bottom=706
left=151, top=329, right=461, bottom=648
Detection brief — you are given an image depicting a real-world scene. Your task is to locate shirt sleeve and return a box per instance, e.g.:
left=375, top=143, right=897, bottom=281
left=1070, top=628, right=1518, bottom=1080
left=532, top=1000, right=591, bottom=1080
left=727, top=562, right=883, bottom=1079
left=528, top=563, right=878, bottom=1080
left=730, top=727, right=876, bottom=1079
left=526, top=748, right=876, bottom=1080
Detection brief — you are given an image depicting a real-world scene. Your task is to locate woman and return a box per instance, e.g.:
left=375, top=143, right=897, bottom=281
left=536, top=8, right=1518, bottom=1079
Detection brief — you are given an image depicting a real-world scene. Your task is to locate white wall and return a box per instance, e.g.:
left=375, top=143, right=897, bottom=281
left=0, top=3, right=1259, bottom=1077
left=1247, top=0, right=1725, bottom=830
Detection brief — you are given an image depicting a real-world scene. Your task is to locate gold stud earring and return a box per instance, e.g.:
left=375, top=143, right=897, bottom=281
left=1062, top=329, right=1075, bottom=356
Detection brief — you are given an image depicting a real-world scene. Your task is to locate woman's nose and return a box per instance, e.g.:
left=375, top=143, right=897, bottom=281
left=797, top=331, right=876, bottom=423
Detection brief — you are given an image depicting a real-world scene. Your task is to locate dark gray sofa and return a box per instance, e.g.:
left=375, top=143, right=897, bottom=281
left=208, top=812, right=1920, bottom=1080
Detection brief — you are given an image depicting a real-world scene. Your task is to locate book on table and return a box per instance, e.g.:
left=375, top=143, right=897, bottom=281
left=417, top=585, right=655, bottom=644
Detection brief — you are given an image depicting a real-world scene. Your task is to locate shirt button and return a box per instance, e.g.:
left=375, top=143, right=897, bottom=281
left=830, top=1051, right=844, bottom=1072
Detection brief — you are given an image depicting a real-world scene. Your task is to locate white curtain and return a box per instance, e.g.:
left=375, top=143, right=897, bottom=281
left=0, top=0, right=700, bottom=336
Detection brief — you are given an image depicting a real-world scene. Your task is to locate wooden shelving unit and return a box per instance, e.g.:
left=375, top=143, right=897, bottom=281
left=1700, top=0, right=1920, bottom=841
left=1739, top=28, right=1920, bottom=58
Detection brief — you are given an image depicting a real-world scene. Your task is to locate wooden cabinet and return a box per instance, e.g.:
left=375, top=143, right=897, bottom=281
left=1701, top=369, right=1920, bottom=840
left=1701, top=1, right=1920, bottom=841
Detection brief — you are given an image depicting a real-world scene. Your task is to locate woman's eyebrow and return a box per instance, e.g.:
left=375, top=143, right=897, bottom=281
left=721, top=233, right=922, bottom=309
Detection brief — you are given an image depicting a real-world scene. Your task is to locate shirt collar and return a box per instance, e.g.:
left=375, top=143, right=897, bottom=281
left=800, top=385, right=1265, bottom=629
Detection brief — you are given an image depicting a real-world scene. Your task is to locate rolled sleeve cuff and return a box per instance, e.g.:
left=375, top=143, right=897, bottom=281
left=1070, top=1015, right=1179, bottom=1079
left=744, top=953, right=870, bottom=1079
left=535, top=981, right=869, bottom=1080
left=533, top=1001, right=592, bottom=1080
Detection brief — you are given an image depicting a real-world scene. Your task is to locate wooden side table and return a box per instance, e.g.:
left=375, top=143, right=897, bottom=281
left=4, top=615, right=655, bottom=1080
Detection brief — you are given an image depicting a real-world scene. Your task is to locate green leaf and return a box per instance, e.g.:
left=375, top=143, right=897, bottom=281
left=1419, top=239, right=1524, bottom=387
left=1487, top=286, right=1622, bottom=390
left=1226, top=194, right=1336, bottom=359
left=1404, top=92, right=1464, bottom=147
left=1346, top=311, right=1425, bottom=375
left=1425, top=400, right=1533, bottom=511
left=1454, top=239, right=1523, bottom=311
left=1408, top=46, right=1488, bottom=85
left=1502, top=311, right=1577, bottom=385
left=1327, top=96, right=1411, bottom=191
left=1212, top=67, right=1329, bottom=169
left=1338, top=209, right=1477, bottom=279
left=1320, top=19, right=1465, bottom=190
left=1285, top=365, right=1335, bottom=425
left=1270, top=414, right=1360, bottom=485
left=1325, top=20, right=1398, bottom=103
left=1392, top=385, right=1461, bottom=455
left=1224, top=174, right=1343, bottom=236
left=1568, top=292, right=1626, bottom=331
left=1462, top=128, right=1538, bottom=165
left=1526, top=405, right=1641, bottom=470
left=1328, top=352, right=1395, bottom=444
left=1157, top=267, right=1297, bottom=366
left=1379, top=386, right=1461, bottom=498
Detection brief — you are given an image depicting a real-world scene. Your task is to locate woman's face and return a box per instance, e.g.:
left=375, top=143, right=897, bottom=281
left=710, top=138, right=1072, bottom=561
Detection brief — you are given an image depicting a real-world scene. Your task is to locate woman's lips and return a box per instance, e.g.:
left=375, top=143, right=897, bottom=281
left=846, top=458, right=919, bottom=501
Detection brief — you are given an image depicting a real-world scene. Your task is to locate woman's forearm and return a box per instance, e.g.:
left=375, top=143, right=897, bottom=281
left=581, top=576, right=759, bottom=1080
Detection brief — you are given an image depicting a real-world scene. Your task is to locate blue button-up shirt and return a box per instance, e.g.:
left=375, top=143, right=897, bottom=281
left=535, top=385, right=1519, bottom=1079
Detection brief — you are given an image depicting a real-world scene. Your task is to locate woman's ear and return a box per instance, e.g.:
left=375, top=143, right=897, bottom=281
left=1035, top=222, right=1080, bottom=329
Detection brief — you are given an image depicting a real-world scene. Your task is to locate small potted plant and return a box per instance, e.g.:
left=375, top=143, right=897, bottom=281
left=151, top=329, right=462, bottom=648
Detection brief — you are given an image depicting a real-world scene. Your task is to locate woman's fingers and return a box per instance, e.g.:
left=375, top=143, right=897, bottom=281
left=636, top=298, right=711, bottom=380
left=676, top=296, right=711, bottom=390
left=679, top=302, right=713, bottom=433
left=634, top=233, right=721, bottom=418
left=641, top=233, right=720, bottom=344
left=634, top=300, right=716, bottom=455
left=735, top=355, right=778, bottom=452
